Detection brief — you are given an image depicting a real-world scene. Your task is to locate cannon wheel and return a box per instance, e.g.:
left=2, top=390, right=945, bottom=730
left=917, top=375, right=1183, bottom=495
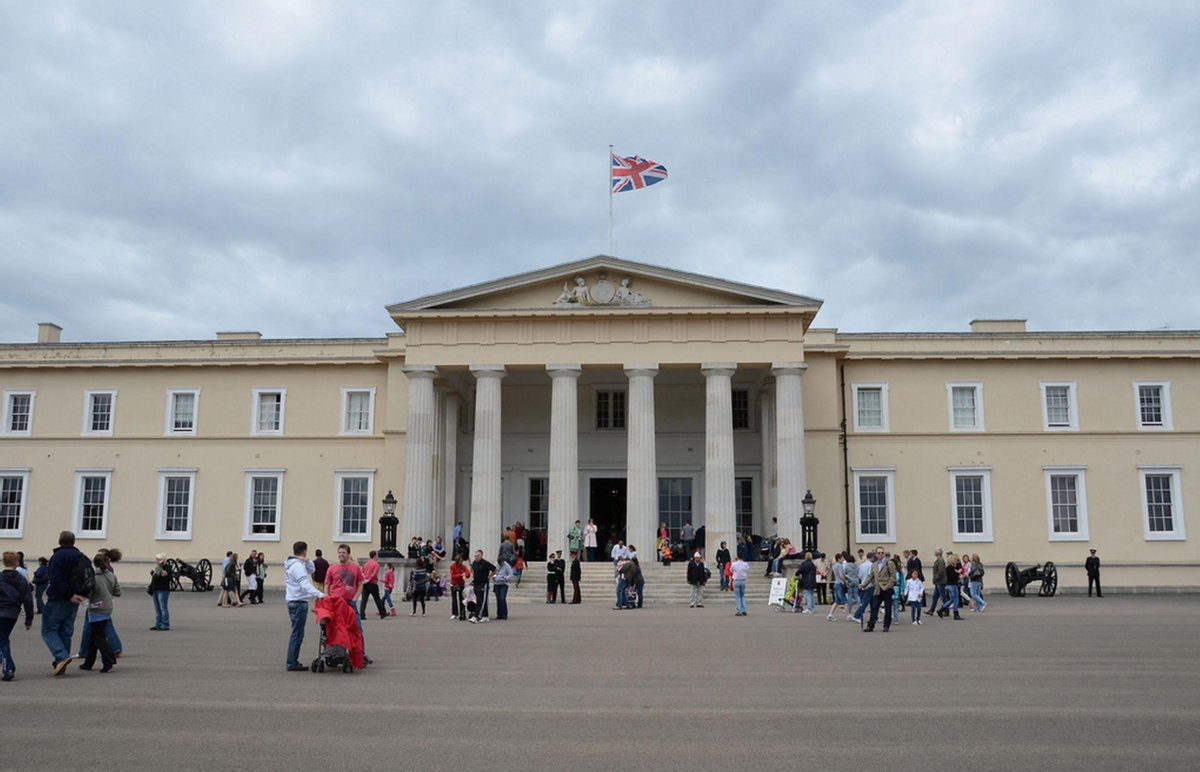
left=166, top=559, right=184, bottom=592
left=194, top=558, right=214, bottom=591
left=1039, top=561, right=1058, bottom=597
left=1004, top=561, right=1023, bottom=597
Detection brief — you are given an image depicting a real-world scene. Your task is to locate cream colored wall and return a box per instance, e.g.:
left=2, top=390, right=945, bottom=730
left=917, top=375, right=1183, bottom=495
left=0, top=363, right=403, bottom=568
left=839, top=358, right=1198, bottom=587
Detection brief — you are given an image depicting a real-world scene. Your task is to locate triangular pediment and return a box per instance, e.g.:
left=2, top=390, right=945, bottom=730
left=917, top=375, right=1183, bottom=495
left=386, top=256, right=822, bottom=313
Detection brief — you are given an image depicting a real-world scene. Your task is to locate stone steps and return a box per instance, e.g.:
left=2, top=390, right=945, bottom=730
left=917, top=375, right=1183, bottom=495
left=503, top=561, right=786, bottom=604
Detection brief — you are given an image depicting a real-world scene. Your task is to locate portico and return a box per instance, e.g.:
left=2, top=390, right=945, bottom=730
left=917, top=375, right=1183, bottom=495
left=387, top=256, right=822, bottom=559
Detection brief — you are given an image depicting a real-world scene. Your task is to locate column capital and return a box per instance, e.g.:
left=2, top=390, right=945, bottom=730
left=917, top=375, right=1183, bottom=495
left=701, top=362, right=737, bottom=377
left=771, top=362, right=808, bottom=377
left=546, top=363, right=583, bottom=378
left=469, top=364, right=507, bottom=379
left=401, top=364, right=440, bottom=380
left=623, top=363, right=659, bottom=378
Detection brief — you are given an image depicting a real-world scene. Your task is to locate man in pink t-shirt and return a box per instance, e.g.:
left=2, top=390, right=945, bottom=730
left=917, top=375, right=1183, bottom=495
left=358, top=550, right=388, bottom=620
left=326, top=545, right=372, bottom=665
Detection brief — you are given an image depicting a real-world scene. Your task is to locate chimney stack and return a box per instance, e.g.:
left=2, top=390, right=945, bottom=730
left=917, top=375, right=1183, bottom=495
left=37, top=322, right=62, bottom=344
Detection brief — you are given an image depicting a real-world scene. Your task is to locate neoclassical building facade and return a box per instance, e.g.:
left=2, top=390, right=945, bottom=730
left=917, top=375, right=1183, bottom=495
left=1, top=256, right=1196, bottom=589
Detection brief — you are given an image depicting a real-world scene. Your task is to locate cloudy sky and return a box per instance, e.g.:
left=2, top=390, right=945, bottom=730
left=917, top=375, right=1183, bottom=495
left=2, top=1, right=1198, bottom=342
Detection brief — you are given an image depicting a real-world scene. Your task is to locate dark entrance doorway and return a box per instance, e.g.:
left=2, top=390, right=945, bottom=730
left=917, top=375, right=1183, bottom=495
left=589, top=478, right=627, bottom=559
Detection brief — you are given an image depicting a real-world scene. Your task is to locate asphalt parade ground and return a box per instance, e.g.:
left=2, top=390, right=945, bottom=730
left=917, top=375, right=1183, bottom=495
left=2, top=591, right=1198, bottom=772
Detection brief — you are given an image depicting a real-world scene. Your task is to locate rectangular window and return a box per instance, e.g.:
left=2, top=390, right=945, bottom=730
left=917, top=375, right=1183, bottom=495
left=596, top=389, right=626, bottom=430
left=658, top=477, right=693, bottom=544
left=946, top=382, right=984, bottom=431
left=156, top=470, right=196, bottom=540
left=1043, top=467, right=1089, bottom=541
left=1040, top=381, right=1078, bottom=431
left=244, top=470, right=284, bottom=540
left=852, top=383, right=889, bottom=432
left=731, top=390, right=750, bottom=430
left=1139, top=466, right=1185, bottom=541
left=853, top=469, right=895, bottom=542
left=83, top=390, right=117, bottom=436
left=528, top=477, right=549, bottom=533
left=0, top=470, right=29, bottom=538
left=335, top=470, right=374, bottom=541
left=950, top=468, right=993, bottom=542
left=252, top=388, right=286, bottom=435
left=73, top=470, right=112, bottom=539
left=735, top=477, right=753, bottom=537
left=341, top=388, right=376, bottom=435
left=2, top=391, right=35, bottom=436
left=165, top=389, right=200, bottom=436
left=1134, top=381, right=1173, bottom=431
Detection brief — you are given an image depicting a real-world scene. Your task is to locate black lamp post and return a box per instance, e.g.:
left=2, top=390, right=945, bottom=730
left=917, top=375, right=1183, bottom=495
left=378, top=490, right=400, bottom=559
left=800, top=490, right=820, bottom=554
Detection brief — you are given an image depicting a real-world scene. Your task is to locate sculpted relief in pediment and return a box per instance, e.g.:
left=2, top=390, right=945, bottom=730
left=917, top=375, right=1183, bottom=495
left=552, top=273, right=650, bottom=308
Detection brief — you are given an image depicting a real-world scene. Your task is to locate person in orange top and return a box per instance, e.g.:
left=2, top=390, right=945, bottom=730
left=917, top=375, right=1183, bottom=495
left=449, top=553, right=471, bottom=622
left=661, top=544, right=673, bottom=567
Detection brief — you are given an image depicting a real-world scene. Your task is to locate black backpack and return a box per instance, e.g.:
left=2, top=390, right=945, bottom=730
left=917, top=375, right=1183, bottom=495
left=70, top=554, right=95, bottom=597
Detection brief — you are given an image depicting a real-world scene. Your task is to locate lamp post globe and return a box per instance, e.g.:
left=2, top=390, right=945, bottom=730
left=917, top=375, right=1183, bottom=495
left=800, top=490, right=820, bottom=554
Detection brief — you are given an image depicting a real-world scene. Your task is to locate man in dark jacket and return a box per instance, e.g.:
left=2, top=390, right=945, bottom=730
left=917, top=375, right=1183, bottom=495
left=468, top=551, right=496, bottom=623
left=863, top=546, right=897, bottom=633
left=929, top=549, right=947, bottom=617
left=909, top=549, right=925, bottom=582
left=716, top=542, right=732, bottom=591
left=42, top=531, right=88, bottom=676
left=686, top=552, right=707, bottom=608
left=1086, top=549, right=1102, bottom=597
left=569, top=552, right=582, bottom=604
left=1, top=550, right=35, bottom=680
left=797, top=553, right=817, bottom=612
left=553, top=552, right=567, bottom=603
left=32, top=557, right=49, bottom=613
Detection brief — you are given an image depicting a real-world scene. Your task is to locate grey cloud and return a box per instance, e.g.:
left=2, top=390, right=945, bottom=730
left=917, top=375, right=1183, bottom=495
left=1, top=1, right=1198, bottom=343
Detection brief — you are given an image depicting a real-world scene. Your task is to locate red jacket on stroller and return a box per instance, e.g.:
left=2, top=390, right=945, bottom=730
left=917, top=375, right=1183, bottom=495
left=314, top=595, right=364, bottom=670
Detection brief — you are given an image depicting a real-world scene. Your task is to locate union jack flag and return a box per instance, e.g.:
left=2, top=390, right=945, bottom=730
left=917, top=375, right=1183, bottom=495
left=611, top=154, right=668, bottom=193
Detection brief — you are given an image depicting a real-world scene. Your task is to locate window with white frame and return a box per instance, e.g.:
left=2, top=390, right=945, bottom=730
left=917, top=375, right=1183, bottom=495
left=528, top=477, right=549, bottom=533
left=341, top=388, right=376, bottom=435
left=0, top=469, right=30, bottom=538
left=732, top=390, right=751, bottom=430
left=853, top=468, right=896, bottom=542
left=73, top=469, right=112, bottom=538
left=735, top=476, right=754, bottom=537
left=1134, top=381, right=1173, bottom=431
left=595, top=389, right=626, bottom=430
left=946, top=383, right=984, bottom=431
left=82, top=390, right=117, bottom=436
left=245, top=470, right=284, bottom=540
left=658, top=477, right=693, bottom=543
left=852, top=383, right=889, bottom=432
left=1040, top=381, right=1078, bottom=431
left=1139, top=466, right=1185, bottom=541
left=949, top=468, right=993, bottom=542
left=2, top=391, right=35, bottom=436
left=335, top=470, right=374, bottom=540
left=252, top=388, right=286, bottom=435
left=165, top=389, right=200, bottom=436
left=1044, top=467, right=1089, bottom=541
left=156, top=469, right=196, bottom=540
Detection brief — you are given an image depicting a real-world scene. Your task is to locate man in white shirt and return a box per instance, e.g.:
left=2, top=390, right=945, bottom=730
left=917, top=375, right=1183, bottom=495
left=284, top=540, right=323, bottom=672
left=730, top=555, right=750, bottom=616
left=611, top=541, right=628, bottom=563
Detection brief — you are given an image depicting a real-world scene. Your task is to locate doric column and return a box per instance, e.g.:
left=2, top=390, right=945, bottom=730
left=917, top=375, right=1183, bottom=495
left=772, top=362, right=808, bottom=545
left=442, top=391, right=460, bottom=549
left=547, top=364, right=582, bottom=557
left=400, top=365, right=439, bottom=547
left=702, top=363, right=737, bottom=559
left=624, top=363, right=659, bottom=558
left=760, top=381, right=777, bottom=536
left=469, top=364, right=506, bottom=558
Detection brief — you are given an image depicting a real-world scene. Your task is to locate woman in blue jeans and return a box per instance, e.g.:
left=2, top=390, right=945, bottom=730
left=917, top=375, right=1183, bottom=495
left=78, top=548, right=123, bottom=657
left=730, top=556, right=749, bottom=616
left=969, top=553, right=987, bottom=611
left=150, top=553, right=173, bottom=630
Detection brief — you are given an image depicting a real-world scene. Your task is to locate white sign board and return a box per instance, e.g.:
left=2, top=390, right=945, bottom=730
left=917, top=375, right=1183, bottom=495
left=767, top=577, right=788, bottom=606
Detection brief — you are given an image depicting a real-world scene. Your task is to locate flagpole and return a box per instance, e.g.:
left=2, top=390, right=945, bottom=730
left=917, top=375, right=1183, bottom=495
left=608, top=144, right=613, bottom=255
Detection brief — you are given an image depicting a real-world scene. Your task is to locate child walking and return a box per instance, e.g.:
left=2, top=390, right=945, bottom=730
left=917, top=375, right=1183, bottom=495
left=906, top=569, right=925, bottom=625
left=383, top=564, right=397, bottom=617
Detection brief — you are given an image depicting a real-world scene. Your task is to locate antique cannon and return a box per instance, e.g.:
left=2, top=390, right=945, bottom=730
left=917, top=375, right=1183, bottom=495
left=1004, top=561, right=1058, bottom=597
left=167, top=558, right=215, bottom=592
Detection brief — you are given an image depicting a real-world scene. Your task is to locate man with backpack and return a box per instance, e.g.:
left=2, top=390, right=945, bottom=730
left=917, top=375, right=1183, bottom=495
left=42, top=531, right=92, bottom=676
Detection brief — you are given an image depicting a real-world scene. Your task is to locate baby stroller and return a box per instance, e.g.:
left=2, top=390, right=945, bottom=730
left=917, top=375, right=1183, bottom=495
left=312, top=596, right=364, bottom=673
left=775, top=575, right=803, bottom=613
